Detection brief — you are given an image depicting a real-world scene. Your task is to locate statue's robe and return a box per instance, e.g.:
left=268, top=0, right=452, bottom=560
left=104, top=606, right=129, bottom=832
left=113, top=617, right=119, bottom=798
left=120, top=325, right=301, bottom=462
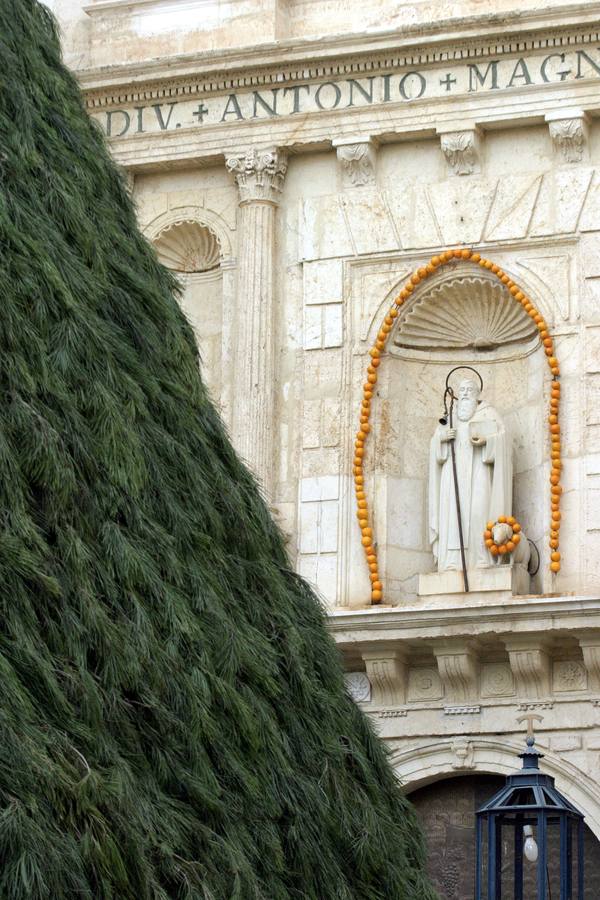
left=428, top=403, right=511, bottom=571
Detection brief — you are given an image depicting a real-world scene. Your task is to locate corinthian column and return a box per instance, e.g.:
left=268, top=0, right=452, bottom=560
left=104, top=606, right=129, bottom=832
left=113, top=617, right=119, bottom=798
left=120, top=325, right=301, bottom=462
left=226, top=147, right=287, bottom=497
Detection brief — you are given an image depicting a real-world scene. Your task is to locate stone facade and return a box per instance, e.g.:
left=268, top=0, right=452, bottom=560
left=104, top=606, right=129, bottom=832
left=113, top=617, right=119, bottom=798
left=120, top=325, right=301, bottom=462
left=50, top=0, right=600, bottom=867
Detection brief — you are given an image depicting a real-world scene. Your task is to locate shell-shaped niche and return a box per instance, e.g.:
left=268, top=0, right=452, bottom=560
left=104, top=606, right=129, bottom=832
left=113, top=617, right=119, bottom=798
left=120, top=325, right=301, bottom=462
left=394, top=275, right=538, bottom=352
left=154, top=220, right=221, bottom=273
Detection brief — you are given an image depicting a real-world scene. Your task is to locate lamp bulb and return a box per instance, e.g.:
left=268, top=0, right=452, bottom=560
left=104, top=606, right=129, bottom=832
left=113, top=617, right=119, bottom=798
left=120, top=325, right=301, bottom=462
left=523, top=825, right=538, bottom=863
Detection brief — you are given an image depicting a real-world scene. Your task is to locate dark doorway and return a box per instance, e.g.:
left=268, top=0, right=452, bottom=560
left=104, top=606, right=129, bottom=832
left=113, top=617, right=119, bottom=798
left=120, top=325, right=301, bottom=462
left=409, top=774, right=600, bottom=900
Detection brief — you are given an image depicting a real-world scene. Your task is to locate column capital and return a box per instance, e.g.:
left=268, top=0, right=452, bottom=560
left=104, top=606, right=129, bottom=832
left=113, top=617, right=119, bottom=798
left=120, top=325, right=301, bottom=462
left=545, top=108, right=589, bottom=164
left=437, top=124, right=482, bottom=176
left=332, top=136, right=377, bottom=187
left=226, top=146, right=288, bottom=204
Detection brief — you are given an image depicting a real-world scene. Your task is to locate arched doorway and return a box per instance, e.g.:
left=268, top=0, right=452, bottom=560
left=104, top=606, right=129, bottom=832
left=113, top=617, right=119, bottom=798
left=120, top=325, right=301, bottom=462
left=409, top=774, right=600, bottom=899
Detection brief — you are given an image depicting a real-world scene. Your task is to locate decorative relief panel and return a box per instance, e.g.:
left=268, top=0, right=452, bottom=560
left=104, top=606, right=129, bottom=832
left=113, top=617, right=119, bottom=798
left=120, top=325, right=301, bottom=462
left=408, top=667, right=444, bottom=702
left=553, top=660, right=588, bottom=692
left=344, top=672, right=371, bottom=703
left=481, top=663, right=516, bottom=698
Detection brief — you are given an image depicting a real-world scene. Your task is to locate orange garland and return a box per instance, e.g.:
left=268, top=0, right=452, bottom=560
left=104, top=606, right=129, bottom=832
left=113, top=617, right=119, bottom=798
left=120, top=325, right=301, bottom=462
left=484, top=516, right=522, bottom=557
left=354, top=248, right=562, bottom=605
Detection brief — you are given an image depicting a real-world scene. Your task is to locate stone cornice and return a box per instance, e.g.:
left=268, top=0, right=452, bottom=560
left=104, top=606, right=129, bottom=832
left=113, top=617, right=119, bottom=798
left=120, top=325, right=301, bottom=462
left=328, top=595, right=600, bottom=646
left=80, top=4, right=600, bottom=106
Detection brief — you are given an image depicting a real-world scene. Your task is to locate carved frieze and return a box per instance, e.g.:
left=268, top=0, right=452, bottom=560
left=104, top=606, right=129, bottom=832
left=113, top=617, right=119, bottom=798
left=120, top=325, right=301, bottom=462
left=481, top=663, right=516, bottom=698
left=226, top=147, right=288, bottom=204
left=553, top=660, right=588, bottom=692
left=408, top=666, right=444, bottom=701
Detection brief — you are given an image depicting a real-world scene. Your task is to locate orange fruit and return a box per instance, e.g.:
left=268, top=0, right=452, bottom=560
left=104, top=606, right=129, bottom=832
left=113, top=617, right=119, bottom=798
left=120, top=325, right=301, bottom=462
left=485, top=538, right=494, bottom=548
left=507, top=541, right=515, bottom=552
left=513, top=534, right=521, bottom=545
left=498, top=544, right=508, bottom=554
left=361, top=536, right=371, bottom=547
left=550, top=562, right=560, bottom=573
left=371, top=590, right=383, bottom=602
left=486, top=520, right=494, bottom=530
left=551, top=552, right=561, bottom=562
left=512, top=523, right=521, bottom=533
left=550, top=538, right=559, bottom=549
left=471, top=253, right=481, bottom=262
left=484, top=530, right=492, bottom=540
left=507, top=516, right=516, bottom=526
left=431, top=256, right=441, bottom=267
left=498, top=515, right=507, bottom=523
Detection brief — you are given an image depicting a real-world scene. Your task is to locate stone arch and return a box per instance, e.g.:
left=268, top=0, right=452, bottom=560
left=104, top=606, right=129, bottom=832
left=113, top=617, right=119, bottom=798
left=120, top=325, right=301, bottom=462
left=391, top=738, right=600, bottom=840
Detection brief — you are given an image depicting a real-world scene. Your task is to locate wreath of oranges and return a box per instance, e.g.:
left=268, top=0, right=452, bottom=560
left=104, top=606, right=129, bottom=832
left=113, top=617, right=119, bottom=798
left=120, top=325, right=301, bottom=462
left=484, top=516, right=522, bottom=557
left=354, top=247, right=562, bottom=605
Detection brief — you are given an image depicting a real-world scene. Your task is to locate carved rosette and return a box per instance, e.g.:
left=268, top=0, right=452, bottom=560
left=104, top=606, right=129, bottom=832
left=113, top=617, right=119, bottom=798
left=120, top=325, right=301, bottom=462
left=439, top=129, right=481, bottom=176
left=334, top=140, right=376, bottom=187
left=226, top=147, right=288, bottom=204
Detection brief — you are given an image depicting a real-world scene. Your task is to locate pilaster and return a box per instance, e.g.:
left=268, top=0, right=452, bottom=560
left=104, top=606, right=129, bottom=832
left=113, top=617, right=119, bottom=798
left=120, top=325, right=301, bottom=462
left=226, top=147, right=288, bottom=496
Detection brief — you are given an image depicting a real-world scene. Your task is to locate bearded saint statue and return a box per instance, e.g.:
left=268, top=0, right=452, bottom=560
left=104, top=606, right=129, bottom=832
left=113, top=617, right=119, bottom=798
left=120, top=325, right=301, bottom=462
left=428, top=377, right=512, bottom=572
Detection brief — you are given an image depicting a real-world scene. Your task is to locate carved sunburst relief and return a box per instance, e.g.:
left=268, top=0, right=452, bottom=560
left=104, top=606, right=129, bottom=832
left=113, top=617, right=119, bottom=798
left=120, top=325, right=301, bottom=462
left=153, top=220, right=221, bottom=273
left=393, top=274, right=538, bottom=352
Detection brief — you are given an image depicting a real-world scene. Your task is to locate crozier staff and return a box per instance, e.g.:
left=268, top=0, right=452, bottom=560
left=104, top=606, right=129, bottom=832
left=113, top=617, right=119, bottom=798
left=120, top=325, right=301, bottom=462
left=429, top=377, right=512, bottom=573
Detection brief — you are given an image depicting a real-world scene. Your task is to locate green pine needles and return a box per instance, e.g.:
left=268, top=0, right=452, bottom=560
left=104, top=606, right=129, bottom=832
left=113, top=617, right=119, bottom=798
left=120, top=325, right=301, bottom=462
left=0, top=2, right=436, bottom=897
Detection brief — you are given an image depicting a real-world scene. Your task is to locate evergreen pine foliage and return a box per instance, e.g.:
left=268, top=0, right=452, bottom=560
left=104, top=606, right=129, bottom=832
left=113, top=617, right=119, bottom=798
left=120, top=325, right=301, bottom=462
left=0, top=2, right=436, bottom=897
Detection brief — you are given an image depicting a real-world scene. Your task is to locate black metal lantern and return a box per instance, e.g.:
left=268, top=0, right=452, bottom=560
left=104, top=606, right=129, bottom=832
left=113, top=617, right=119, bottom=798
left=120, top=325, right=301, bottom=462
left=476, top=734, right=585, bottom=899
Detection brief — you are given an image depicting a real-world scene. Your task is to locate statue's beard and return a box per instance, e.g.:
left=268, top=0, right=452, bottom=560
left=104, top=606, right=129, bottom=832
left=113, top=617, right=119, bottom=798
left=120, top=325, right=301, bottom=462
left=457, top=398, right=478, bottom=421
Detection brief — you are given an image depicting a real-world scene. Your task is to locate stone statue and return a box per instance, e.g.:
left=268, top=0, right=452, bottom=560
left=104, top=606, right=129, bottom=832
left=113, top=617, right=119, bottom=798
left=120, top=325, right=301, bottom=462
left=428, top=377, right=512, bottom=572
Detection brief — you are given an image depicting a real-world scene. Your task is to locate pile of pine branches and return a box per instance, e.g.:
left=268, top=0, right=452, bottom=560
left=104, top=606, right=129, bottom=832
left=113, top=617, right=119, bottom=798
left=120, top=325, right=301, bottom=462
left=0, top=2, right=436, bottom=897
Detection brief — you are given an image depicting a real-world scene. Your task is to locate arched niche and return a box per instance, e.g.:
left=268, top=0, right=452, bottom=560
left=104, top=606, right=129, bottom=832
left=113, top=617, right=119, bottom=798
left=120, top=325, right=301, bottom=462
left=151, top=218, right=225, bottom=409
left=366, top=263, right=552, bottom=601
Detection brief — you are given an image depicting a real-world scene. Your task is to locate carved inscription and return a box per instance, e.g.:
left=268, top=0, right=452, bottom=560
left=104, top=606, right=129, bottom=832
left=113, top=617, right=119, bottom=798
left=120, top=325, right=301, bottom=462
left=94, top=49, right=600, bottom=138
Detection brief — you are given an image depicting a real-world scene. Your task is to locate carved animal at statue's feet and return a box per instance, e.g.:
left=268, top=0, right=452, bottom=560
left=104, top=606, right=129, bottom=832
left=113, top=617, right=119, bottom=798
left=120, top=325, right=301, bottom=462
left=491, top=522, right=531, bottom=569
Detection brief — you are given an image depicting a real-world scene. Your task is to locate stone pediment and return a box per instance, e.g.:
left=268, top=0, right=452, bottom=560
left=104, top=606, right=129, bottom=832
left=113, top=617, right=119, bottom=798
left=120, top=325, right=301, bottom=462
left=391, top=272, right=538, bottom=359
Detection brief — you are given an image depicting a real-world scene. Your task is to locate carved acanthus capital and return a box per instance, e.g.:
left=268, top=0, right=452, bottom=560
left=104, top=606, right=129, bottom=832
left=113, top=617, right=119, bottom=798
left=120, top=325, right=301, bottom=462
left=226, top=147, right=288, bottom=204
left=333, top=137, right=377, bottom=187
left=362, top=649, right=408, bottom=706
left=438, top=127, right=481, bottom=176
left=546, top=110, right=589, bottom=164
